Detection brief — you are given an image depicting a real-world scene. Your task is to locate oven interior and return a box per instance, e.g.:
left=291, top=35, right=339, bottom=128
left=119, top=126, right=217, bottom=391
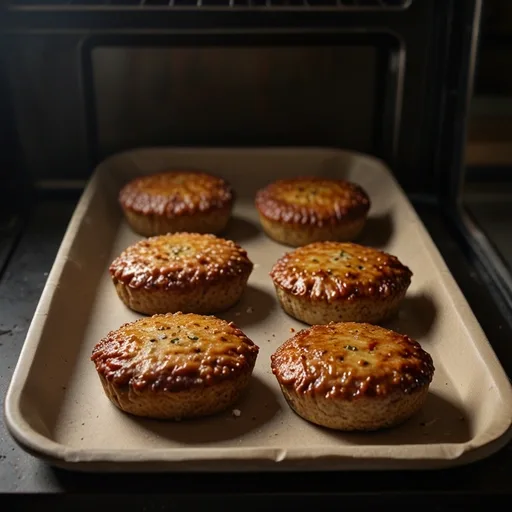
left=462, top=0, right=512, bottom=322
left=1, top=0, right=510, bottom=324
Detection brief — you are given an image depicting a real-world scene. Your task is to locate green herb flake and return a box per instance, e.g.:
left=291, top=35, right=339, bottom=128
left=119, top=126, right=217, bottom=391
left=344, top=344, right=358, bottom=351
left=188, top=335, right=199, bottom=341
left=339, top=251, right=351, bottom=260
left=170, top=338, right=180, bottom=344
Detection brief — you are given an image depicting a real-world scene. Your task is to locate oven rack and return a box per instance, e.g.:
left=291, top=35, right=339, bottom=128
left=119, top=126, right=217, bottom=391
left=1, top=0, right=415, bottom=33
left=6, top=0, right=412, bottom=11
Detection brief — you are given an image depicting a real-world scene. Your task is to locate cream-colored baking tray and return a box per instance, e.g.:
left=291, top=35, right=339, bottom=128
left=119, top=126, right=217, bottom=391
left=5, top=148, right=512, bottom=472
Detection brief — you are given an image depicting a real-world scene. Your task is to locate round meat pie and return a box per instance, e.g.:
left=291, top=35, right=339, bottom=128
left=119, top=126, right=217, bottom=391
left=109, top=232, right=253, bottom=315
left=270, top=241, right=412, bottom=325
left=119, top=170, right=234, bottom=236
left=91, top=313, right=259, bottom=420
left=271, top=322, right=434, bottom=431
left=255, top=177, right=370, bottom=246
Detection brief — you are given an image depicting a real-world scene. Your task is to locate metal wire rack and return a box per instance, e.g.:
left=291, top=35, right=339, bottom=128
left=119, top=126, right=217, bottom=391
left=7, top=0, right=413, bottom=10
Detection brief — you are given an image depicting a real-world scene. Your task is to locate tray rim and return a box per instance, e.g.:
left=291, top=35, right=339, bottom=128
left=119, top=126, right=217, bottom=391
left=5, top=146, right=512, bottom=471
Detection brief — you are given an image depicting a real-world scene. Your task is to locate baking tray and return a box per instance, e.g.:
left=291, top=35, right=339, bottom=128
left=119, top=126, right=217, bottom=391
left=5, top=147, right=512, bottom=472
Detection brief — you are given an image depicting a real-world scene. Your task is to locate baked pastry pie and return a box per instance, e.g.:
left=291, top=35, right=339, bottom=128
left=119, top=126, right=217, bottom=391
left=119, top=170, right=234, bottom=236
left=270, top=241, right=412, bottom=325
left=91, top=312, right=259, bottom=420
left=109, top=232, right=253, bottom=315
left=255, top=177, right=370, bottom=246
left=271, top=322, right=434, bottom=431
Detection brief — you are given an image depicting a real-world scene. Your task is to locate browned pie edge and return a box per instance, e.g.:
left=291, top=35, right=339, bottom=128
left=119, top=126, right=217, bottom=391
left=270, top=322, right=434, bottom=400
left=119, top=170, right=234, bottom=217
left=109, top=233, right=253, bottom=291
left=91, top=312, right=259, bottom=393
left=269, top=242, right=412, bottom=302
left=255, top=177, right=370, bottom=227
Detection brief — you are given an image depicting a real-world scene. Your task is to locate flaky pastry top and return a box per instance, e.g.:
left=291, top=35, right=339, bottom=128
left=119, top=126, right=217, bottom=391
left=92, top=312, right=259, bottom=392
left=110, top=233, right=253, bottom=290
left=119, top=170, right=233, bottom=217
left=255, top=177, right=370, bottom=226
left=270, top=242, right=412, bottom=301
left=271, top=322, right=434, bottom=400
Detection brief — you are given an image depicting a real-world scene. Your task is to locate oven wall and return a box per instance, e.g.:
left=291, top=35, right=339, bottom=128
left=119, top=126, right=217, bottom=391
left=0, top=1, right=476, bottom=196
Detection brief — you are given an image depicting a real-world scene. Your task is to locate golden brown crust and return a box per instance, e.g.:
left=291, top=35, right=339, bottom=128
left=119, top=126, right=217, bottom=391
left=273, top=286, right=406, bottom=326
left=258, top=214, right=366, bottom=247
left=277, top=382, right=429, bottom=431
left=109, top=232, right=253, bottom=291
left=112, top=276, right=250, bottom=316
left=91, top=312, right=259, bottom=393
left=119, top=170, right=234, bottom=217
left=270, top=242, right=412, bottom=302
left=96, top=371, right=253, bottom=420
left=255, top=177, right=370, bottom=227
left=271, top=322, right=434, bottom=400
